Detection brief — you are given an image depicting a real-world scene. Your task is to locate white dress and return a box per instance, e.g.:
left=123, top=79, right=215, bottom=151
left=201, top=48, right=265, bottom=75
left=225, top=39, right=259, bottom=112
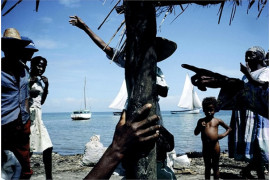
left=29, top=79, right=53, bottom=152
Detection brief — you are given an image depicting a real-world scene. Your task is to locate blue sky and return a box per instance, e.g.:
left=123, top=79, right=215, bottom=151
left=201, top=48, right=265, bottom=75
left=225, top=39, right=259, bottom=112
left=1, top=0, right=269, bottom=112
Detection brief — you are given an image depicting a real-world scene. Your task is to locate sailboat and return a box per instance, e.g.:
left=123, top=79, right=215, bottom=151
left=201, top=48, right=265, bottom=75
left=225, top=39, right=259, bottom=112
left=71, top=77, right=92, bottom=120
left=109, top=80, right=128, bottom=115
left=171, top=74, right=202, bottom=114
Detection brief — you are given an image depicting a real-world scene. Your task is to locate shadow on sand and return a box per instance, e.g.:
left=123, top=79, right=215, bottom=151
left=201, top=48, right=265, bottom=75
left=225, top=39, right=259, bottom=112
left=219, top=172, right=244, bottom=179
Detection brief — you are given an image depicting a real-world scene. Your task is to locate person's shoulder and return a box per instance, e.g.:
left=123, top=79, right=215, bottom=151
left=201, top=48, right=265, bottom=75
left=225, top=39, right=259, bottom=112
left=214, top=118, right=223, bottom=123
left=197, top=117, right=205, bottom=123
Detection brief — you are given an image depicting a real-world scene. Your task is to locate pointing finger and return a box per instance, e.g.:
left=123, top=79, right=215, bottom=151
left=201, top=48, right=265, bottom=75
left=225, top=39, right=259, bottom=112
left=181, top=64, right=200, bottom=73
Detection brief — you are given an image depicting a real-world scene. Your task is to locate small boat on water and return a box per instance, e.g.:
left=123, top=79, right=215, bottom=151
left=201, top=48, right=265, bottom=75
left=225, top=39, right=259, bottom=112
left=71, top=77, right=91, bottom=120
left=171, top=74, right=202, bottom=114
left=71, top=110, right=91, bottom=120
left=112, top=112, right=122, bottom=116
left=109, top=80, right=127, bottom=116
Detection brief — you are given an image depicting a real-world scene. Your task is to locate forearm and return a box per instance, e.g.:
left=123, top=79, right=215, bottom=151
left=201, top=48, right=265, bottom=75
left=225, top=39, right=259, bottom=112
left=84, top=144, right=123, bottom=179
left=194, top=126, right=200, bottom=136
left=41, top=87, right=48, bottom=105
left=79, top=23, right=113, bottom=57
left=218, top=129, right=231, bottom=140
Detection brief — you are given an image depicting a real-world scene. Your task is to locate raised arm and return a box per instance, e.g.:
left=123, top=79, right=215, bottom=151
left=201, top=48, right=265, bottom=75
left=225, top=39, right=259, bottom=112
left=69, top=15, right=114, bottom=58
left=84, top=103, right=160, bottom=179
left=240, top=63, right=269, bottom=88
left=217, top=119, right=231, bottom=140
left=41, top=76, right=49, bottom=105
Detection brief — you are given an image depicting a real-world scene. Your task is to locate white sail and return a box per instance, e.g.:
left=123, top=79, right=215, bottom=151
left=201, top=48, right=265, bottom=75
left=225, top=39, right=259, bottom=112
left=177, top=74, right=202, bottom=110
left=193, top=90, right=202, bottom=109
left=109, top=80, right=128, bottom=110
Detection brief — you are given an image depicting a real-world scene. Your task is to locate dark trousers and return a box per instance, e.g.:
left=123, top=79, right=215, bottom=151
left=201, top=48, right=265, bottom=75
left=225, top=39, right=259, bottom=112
left=2, top=118, right=33, bottom=179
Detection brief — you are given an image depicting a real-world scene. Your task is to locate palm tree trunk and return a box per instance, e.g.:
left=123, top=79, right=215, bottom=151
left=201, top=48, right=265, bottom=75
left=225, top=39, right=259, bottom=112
left=124, top=1, right=158, bottom=179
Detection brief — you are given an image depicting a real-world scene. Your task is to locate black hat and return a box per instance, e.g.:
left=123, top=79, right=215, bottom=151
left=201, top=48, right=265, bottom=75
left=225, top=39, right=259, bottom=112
left=156, top=37, right=177, bottom=62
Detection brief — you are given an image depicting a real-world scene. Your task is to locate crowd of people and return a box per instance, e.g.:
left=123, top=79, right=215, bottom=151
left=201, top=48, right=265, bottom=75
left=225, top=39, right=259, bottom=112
left=1, top=24, right=268, bottom=180
left=1, top=28, right=53, bottom=179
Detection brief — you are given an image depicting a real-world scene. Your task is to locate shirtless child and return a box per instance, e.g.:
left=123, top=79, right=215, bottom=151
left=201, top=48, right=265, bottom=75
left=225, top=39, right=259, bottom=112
left=194, top=97, right=231, bottom=179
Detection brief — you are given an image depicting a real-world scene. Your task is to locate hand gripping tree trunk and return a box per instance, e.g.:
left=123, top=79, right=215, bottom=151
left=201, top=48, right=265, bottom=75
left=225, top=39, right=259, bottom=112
left=123, top=1, right=159, bottom=179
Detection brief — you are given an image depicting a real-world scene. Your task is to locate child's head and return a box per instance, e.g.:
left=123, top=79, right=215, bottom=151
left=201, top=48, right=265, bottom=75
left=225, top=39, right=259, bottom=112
left=202, top=97, right=217, bottom=117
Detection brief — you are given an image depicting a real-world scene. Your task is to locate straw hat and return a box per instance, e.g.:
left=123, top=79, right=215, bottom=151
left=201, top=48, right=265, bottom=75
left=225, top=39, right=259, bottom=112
left=2, top=28, right=31, bottom=51
left=156, top=37, right=177, bottom=62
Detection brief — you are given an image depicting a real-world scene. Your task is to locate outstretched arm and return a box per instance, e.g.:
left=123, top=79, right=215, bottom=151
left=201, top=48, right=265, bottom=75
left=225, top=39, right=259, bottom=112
left=69, top=15, right=114, bottom=58
left=218, top=119, right=231, bottom=140
left=181, top=64, right=244, bottom=91
left=182, top=64, right=268, bottom=117
left=84, top=104, right=160, bottom=179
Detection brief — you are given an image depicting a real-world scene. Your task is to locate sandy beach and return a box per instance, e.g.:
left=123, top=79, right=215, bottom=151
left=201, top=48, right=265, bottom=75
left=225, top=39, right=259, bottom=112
left=30, top=152, right=268, bottom=179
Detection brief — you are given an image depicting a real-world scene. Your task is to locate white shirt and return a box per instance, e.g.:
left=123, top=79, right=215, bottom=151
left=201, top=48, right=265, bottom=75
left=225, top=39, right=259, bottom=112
left=29, top=78, right=44, bottom=109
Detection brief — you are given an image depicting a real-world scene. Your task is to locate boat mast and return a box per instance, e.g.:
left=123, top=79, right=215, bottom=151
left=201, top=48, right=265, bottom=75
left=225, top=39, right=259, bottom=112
left=84, top=77, right=86, bottom=109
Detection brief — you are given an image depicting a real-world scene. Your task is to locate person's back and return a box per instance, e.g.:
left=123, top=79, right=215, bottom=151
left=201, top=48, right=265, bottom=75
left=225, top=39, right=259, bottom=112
left=194, top=97, right=231, bottom=179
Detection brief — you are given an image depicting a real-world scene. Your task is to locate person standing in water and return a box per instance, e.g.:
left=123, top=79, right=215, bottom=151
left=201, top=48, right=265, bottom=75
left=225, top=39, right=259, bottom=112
left=194, top=97, right=231, bottom=179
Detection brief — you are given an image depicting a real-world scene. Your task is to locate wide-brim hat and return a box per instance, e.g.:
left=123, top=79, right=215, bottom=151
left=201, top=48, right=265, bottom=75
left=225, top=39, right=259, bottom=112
left=2, top=28, right=31, bottom=50
left=156, top=37, right=177, bottom=62
left=21, top=36, right=39, bottom=52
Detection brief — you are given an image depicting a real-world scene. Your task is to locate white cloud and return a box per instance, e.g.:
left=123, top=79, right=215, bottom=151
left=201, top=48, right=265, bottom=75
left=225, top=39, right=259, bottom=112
left=36, top=39, right=57, bottom=49
left=59, top=0, right=81, bottom=8
left=40, top=17, right=53, bottom=24
left=35, top=39, right=67, bottom=49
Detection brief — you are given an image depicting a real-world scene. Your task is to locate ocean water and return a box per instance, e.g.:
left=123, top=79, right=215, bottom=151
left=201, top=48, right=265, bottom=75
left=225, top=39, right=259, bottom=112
left=42, top=110, right=232, bottom=155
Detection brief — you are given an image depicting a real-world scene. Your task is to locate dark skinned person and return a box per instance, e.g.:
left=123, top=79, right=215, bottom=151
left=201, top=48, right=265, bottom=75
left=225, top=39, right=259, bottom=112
left=29, top=56, right=53, bottom=180
left=228, top=47, right=268, bottom=179
left=181, top=64, right=268, bottom=118
left=69, top=16, right=177, bottom=179
left=195, top=97, right=231, bottom=179
left=84, top=103, right=161, bottom=179
left=183, top=49, right=269, bottom=179
left=2, top=28, right=33, bottom=179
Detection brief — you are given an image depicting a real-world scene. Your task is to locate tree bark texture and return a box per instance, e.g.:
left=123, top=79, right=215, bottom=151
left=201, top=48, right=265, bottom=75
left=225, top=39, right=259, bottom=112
left=124, top=1, right=158, bottom=179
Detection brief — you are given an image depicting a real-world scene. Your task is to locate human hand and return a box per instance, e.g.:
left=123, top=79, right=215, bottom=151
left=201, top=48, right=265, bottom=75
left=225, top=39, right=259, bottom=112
left=240, top=63, right=250, bottom=77
left=182, top=64, right=231, bottom=91
left=69, top=15, right=85, bottom=29
left=111, top=104, right=160, bottom=158
left=40, top=76, right=49, bottom=87
left=240, top=63, right=269, bottom=88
